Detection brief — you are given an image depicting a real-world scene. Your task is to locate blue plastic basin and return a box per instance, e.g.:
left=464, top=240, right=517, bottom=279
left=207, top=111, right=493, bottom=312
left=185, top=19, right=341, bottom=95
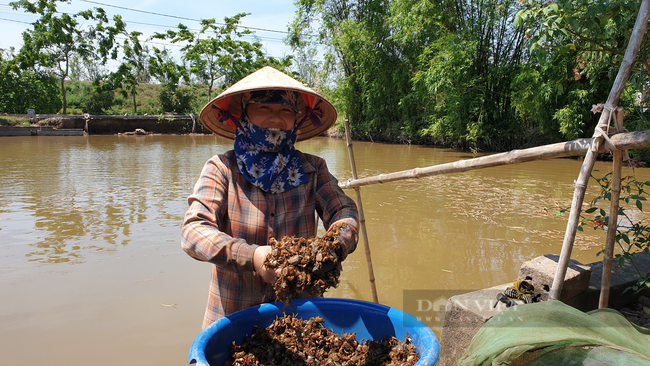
left=188, top=298, right=440, bottom=366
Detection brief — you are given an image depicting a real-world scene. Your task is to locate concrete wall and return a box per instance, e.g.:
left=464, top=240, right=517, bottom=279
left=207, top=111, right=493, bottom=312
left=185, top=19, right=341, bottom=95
left=0, top=126, right=36, bottom=136
left=2, top=114, right=211, bottom=135
left=82, top=116, right=210, bottom=134
left=0, top=126, right=83, bottom=136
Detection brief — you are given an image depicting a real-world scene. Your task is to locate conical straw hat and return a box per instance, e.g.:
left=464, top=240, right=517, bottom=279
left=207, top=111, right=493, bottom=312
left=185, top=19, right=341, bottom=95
left=199, top=66, right=337, bottom=141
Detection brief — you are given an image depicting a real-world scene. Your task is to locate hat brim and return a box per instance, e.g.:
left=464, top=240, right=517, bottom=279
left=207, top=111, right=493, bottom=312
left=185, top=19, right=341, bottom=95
left=199, top=67, right=337, bottom=142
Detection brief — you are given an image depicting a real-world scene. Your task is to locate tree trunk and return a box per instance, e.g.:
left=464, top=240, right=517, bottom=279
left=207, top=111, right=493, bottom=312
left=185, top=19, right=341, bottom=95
left=61, top=76, right=67, bottom=115
left=62, top=53, right=70, bottom=115
left=132, top=85, right=137, bottom=114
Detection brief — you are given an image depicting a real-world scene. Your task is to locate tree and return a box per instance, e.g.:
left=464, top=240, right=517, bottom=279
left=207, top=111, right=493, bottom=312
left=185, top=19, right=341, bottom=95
left=515, top=0, right=650, bottom=139
left=289, top=0, right=409, bottom=136
left=0, top=48, right=61, bottom=113
left=290, top=0, right=528, bottom=149
left=154, top=14, right=292, bottom=102
left=113, top=31, right=150, bottom=114
left=69, top=54, right=109, bottom=82
left=11, top=0, right=125, bottom=114
left=287, top=32, right=330, bottom=89
left=85, top=75, right=116, bottom=114
left=408, top=0, right=528, bottom=150
left=148, top=47, right=192, bottom=113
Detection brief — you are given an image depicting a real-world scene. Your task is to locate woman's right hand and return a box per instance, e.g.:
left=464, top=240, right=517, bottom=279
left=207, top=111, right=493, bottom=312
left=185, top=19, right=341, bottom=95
left=253, top=246, right=280, bottom=284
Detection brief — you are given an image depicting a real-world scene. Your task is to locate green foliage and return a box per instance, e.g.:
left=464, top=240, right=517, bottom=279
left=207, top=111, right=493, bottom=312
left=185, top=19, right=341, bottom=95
left=292, top=0, right=424, bottom=141
left=287, top=0, right=650, bottom=151
left=0, top=115, right=31, bottom=126
left=153, top=14, right=292, bottom=103
left=0, top=66, right=61, bottom=113
left=64, top=80, right=91, bottom=112
left=413, top=33, right=480, bottom=144
left=56, top=80, right=210, bottom=116
left=509, top=52, right=613, bottom=142
left=515, top=0, right=650, bottom=141
left=85, top=78, right=116, bottom=114
left=3, top=0, right=650, bottom=149
left=10, top=0, right=125, bottom=114
left=292, top=0, right=535, bottom=149
left=148, top=47, right=188, bottom=87
left=111, top=31, right=150, bottom=114
left=402, top=0, right=530, bottom=150
left=561, top=166, right=650, bottom=295
left=516, top=0, right=645, bottom=66
left=159, top=83, right=193, bottom=114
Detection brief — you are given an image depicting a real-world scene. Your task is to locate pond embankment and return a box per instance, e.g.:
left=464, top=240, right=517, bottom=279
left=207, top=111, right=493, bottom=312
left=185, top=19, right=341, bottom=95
left=0, top=114, right=211, bottom=136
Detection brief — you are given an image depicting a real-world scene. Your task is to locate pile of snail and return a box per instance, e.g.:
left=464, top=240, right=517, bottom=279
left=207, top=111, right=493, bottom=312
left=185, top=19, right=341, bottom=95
left=226, top=314, right=419, bottom=366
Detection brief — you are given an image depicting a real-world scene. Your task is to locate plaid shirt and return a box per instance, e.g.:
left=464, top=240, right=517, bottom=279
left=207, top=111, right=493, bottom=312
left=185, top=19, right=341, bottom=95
left=181, top=150, right=358, bottom=328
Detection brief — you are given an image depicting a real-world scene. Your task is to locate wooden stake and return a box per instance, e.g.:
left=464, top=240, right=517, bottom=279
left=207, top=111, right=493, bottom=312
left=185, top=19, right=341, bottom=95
left=599, top=149, right=622, bottom=308
left=550, top=0, right=650, bottom=300
left=599, top=108, right=626, bottom=309
left=344, top=119, right=379, bottom=303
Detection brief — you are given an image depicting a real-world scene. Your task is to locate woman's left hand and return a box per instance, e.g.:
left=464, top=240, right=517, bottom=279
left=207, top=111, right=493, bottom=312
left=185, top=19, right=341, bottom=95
left=253, top=246, right=280, bottom=284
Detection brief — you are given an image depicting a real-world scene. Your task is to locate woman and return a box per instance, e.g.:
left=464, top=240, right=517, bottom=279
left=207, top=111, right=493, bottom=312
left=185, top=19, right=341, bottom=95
left=181, top=66, right=359, bottom=328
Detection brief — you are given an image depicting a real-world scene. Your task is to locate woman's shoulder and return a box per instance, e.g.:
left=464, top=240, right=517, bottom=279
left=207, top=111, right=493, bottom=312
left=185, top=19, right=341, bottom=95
left=203, top=150, right=237, bottom=171
left=296, top=150, right=325, bottom=162
left=296, top=150, right=325, bottom=173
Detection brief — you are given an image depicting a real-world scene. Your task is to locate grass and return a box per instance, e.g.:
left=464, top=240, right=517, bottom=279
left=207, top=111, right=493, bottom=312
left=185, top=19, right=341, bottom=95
left=0, top=116, right=31, bottom=126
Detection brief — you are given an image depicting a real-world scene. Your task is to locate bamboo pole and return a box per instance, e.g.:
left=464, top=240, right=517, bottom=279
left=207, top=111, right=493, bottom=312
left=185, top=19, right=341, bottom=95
left=550, top=0, right=650, bottom=301
left=339, top=130, right=650, bottom=190
left=599, top=108, right=626, bottom=309
left=599, top=150, right=622, bottom=308
left=343, top=119, right=379, bottom=303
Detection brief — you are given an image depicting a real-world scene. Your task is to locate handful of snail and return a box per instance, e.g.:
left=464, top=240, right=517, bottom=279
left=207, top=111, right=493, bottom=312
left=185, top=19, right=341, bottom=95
left=264, top=223, right=348, bottom=305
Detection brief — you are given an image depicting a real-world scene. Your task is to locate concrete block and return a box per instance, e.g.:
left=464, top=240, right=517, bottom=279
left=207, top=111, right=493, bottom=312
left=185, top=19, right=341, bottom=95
left=438, top=284, right=510, bottom=366
left=566, top=251, right=650, bottom=312
left=518, top=254, right=591, bottom=302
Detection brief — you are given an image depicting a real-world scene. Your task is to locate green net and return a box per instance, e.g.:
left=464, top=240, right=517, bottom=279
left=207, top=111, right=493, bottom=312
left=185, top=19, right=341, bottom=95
left=459, top=300, right=650, bottom=366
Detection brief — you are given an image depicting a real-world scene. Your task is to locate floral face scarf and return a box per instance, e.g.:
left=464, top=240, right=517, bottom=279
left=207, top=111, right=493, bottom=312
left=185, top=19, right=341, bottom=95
left=233, top=90, right=308, bottom=194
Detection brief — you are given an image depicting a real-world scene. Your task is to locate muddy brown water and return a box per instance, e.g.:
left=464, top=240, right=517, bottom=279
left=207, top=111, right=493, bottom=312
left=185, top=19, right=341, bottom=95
left=1, top=135, right=649, bottom=365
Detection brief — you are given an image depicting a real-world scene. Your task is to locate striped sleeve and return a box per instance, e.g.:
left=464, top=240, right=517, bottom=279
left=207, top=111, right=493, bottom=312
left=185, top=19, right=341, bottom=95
left=181, top=156, right=258, bottom=273
left=311, top=155, right=359, bottom=253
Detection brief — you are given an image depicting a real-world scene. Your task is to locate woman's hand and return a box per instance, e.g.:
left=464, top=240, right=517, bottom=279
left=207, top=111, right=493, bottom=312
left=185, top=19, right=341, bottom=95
left=329, top=218, right=359, bottom=259
left=253, top=246, right=280, bottom=284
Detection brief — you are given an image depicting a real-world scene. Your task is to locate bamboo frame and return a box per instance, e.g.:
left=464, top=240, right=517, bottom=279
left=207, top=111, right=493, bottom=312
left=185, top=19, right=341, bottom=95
left=550, top=0, right=650, bottom=301
left=344, top=119, right=379, bottom=304
left=339, top=130, right=650, bottom=190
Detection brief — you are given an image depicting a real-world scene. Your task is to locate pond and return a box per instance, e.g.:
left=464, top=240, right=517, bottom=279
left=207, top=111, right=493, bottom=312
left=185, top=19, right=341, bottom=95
left=1, top=135, right=647, bottom=365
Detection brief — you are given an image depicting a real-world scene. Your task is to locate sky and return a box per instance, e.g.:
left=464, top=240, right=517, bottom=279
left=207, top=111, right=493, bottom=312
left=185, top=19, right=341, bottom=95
left=0, top=0, right=298, bottom=60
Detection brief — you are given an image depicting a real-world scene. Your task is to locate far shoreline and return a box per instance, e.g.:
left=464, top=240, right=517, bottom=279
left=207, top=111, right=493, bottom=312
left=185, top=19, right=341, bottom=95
left=2, top=113, right=649, bottom=165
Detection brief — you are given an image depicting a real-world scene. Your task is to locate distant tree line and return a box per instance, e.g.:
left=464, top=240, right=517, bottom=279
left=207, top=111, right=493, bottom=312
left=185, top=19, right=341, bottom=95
left=0, top=0, right=292, bottom=117
left=2, top=0, right=650, bottom=154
